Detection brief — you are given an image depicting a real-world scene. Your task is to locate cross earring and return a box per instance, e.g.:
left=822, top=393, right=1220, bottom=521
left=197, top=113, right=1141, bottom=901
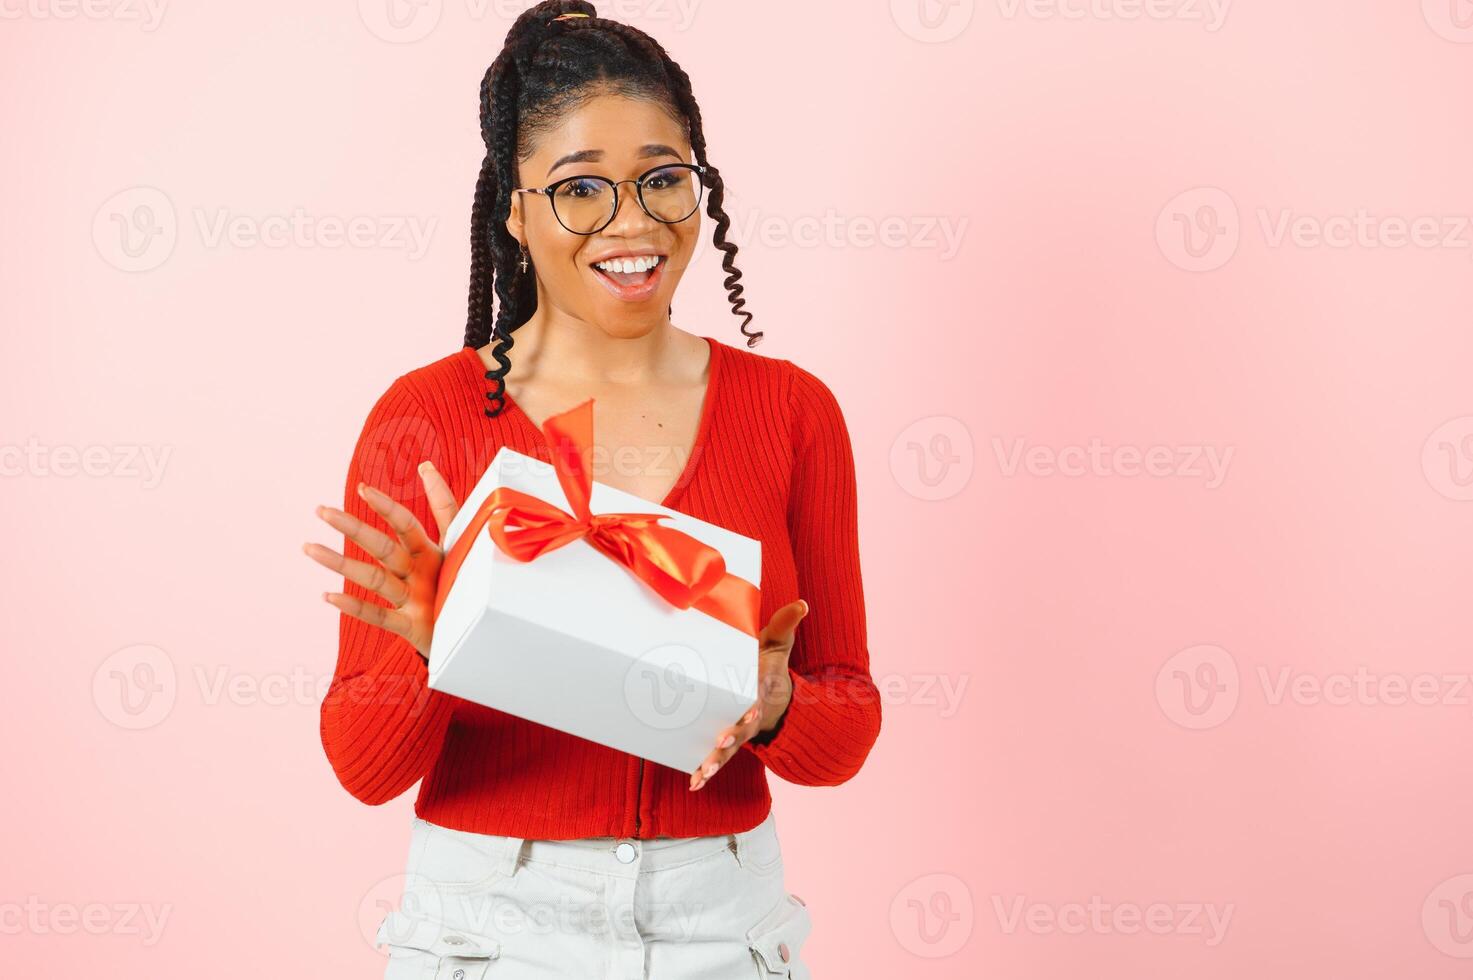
left=518, top=244, right=529, bottom=274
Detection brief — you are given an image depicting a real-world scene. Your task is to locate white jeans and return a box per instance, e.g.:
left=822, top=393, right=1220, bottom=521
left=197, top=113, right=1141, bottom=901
left=374, top=809, right=812, bottom=979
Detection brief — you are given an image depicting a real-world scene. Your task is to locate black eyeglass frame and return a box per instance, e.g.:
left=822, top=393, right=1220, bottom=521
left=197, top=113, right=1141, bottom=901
left=513, top=162, right=708, bottom=236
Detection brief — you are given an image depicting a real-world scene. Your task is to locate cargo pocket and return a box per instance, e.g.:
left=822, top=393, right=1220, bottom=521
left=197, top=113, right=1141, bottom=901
left=746, top=893, right=812, bottom=978
left=374, top=907, right=502, bottom=980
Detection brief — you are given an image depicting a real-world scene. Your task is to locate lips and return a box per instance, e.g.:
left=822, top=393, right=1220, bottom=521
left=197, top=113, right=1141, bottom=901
left=590, top=255, right=666, bottom=302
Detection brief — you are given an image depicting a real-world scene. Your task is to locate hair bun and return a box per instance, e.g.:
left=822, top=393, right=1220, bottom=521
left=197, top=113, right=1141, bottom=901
left=540, top=3, right=595, bottom=26
left=504, top=3, right=592, bottom=63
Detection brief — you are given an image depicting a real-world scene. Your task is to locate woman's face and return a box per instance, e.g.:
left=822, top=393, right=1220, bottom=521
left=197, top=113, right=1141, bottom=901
left=507, top=93, right=701, bottom=338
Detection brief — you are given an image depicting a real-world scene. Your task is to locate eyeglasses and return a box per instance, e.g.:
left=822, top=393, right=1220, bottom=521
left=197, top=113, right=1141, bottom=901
left=514, top=163, right=707, bottom=236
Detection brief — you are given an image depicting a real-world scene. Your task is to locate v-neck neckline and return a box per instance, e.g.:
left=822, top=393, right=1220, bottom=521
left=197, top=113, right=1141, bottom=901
left=462, top=334, right=722, bottom=510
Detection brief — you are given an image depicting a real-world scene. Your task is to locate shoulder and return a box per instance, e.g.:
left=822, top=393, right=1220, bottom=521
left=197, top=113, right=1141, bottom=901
left=351, top=347, right=480, bottom=423
left=712, top=337, right=842, bottom=413
left=393, top=347, right=481, bottom=406
left=710, top=337, right=849, bottom=447
left=347, top=347, right=482, bottom=466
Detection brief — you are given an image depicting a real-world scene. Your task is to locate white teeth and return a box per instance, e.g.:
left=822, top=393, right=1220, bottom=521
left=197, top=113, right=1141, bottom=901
left=594, top=255, right=661, bottom=274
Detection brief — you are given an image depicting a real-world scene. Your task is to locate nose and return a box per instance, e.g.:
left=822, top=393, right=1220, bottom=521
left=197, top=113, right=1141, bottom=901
left=603, top=179, right=658, bottom=235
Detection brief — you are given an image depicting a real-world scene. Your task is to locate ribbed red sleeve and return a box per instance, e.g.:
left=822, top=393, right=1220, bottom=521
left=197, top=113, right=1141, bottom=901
left=319, top=378, right=457, bottom=806
left=741, top=364, right=883, bottom=785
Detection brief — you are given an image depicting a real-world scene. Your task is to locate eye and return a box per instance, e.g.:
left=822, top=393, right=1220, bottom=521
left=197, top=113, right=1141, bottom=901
left=644, top=168, right=689, bottom=191
left=556, top=177, right=607, bottom=199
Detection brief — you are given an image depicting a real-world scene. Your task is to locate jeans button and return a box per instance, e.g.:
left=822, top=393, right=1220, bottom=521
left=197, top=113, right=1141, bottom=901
left=614, top=841, right=637, bottom=864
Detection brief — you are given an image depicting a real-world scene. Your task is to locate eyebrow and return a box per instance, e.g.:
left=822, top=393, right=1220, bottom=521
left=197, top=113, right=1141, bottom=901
left=547, top=144, right=684, bottom=178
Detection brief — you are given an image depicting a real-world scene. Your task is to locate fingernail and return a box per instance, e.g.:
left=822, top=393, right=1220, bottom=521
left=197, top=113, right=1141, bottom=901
left=356, top=482, right=367, bottom=497
left=718, top=734, right=735, bottom=749
left=703, top=763, right=719, bottom=779
left=419, top=460, right=433, bottom=473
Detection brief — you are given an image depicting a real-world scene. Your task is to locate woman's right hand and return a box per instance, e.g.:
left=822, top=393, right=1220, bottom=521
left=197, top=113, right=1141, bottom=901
left=302, top=460, right=461, bottom=662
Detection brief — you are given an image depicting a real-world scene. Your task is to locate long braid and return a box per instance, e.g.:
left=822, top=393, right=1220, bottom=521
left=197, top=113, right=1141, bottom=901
left=463, top=71, right=497, bottom=349
left=482, top=61, right=528, bottom=416
left=465, top=1, right=759, bottom=419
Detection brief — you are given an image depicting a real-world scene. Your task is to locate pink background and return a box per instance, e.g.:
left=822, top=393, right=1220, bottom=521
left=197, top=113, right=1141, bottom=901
left=5, top=1, right=1473, bottom=977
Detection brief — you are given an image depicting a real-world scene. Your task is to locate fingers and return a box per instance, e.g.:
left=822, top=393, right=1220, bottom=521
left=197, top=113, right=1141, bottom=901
left=357, top=482, right=437, bottom=561
left=759, top=598, right=809, bottom=651
left=418, top=461, right=459, bottom=544
left=302, top=538, right=411, bottom=608
left=689, top=703, right=761, bottom=791
left=689, top=600, right=808, bottom=791
left=315, top=502, right=411, bottom=579
left=320, top=589, right=414, bottom=640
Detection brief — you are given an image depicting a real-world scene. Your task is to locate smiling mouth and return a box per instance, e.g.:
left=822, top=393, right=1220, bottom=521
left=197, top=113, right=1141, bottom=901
left=591, top=254, right=665, bottom=288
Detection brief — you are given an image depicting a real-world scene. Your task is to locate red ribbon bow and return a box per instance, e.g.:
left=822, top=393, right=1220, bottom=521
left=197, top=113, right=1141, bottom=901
left=432, top=398, right=760, bottom=637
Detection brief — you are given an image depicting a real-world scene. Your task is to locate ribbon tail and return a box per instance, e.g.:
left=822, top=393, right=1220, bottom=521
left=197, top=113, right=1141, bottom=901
left=692, top=572, right=762, bottom=638
left=584, top=521, right=759, bottom=637
left=588, top=518, right=729, bottom=612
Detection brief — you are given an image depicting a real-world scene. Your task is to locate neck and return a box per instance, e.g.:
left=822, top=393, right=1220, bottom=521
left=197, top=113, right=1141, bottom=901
left=502, top=310, right=681, bottom=386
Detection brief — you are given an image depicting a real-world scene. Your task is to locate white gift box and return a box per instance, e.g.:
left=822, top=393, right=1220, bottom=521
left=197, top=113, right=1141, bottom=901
left=427, top=445, right=761, bottom=774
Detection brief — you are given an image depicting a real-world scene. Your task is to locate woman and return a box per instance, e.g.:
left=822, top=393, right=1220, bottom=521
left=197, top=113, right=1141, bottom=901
left=302, top=3, right=882, bottom=976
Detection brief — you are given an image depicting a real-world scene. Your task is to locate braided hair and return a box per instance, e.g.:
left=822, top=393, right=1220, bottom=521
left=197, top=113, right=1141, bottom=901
left=466, top=0, right=757, bottom=419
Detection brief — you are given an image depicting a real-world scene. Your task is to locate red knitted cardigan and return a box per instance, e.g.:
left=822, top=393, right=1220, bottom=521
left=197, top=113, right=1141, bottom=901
left=319, top=335, right=881, bottom=839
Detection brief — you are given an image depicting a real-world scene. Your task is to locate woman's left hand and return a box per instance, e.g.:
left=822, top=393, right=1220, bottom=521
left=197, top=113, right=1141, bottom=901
left=689, top=598, right=809, bottom=791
